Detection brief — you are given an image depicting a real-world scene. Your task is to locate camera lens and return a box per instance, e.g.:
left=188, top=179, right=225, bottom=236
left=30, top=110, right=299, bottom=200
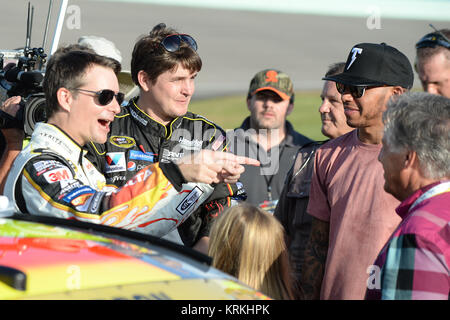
left=31, top=101, right=46, bottom=123
left=24, top=93, right=47, bottom=136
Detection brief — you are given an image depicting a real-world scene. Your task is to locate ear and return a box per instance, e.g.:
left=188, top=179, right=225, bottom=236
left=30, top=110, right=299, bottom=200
left=404, top=150, right=418, bottom=169
left=246, top=97, right=252, bottom=112
left=56, top=87, right=72, bottom=113
left=391, top=86, right=406, bottom=96
left=414, top=56, right=419, bottom=73
left=137, top=70, right=151, bottom=92
left=286, top=101, right=294, bottom=116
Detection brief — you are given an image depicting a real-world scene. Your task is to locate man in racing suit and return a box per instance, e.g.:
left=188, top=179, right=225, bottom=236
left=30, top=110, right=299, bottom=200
left=86, top=23, right=244, bottom=252
left=4, top=46, right=255, bottom=238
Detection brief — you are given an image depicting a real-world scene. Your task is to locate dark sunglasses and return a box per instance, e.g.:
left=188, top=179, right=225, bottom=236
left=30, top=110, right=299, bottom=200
left=72, top=88, right=124, bottom=106
left=336, top=83, right=368, bottom=98
left=161, top=34, right=198, bottom=52
left=415, top=32, right=450, bottom=49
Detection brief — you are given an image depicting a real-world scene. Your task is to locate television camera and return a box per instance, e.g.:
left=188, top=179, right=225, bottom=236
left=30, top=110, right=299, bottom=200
left=0, top=1, right=134, bottom=137
left=0, top=48, right=47, bottom=137
left=0, top=1, right=55, bottom=137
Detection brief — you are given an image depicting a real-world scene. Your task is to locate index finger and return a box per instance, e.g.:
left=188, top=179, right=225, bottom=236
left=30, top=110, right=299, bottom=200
left=234, top=155, right=260, bottom=166
left=214, top=152, right=260, bottom=166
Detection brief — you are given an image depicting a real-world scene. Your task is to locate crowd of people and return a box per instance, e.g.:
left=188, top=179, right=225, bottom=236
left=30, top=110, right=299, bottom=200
left=0, top=23, right=448, bottom=300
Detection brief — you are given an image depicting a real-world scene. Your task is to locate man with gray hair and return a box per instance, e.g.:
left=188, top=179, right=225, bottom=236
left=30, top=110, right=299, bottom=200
left=366, top=92, right=450, bottom=300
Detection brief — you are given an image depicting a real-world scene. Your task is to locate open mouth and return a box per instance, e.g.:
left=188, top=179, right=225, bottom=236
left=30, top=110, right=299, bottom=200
left=98, top=119, right=111, bottom=129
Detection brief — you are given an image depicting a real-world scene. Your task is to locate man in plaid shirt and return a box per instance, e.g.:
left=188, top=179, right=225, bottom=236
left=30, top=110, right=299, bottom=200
left=365, top=92, right=450, bottom=300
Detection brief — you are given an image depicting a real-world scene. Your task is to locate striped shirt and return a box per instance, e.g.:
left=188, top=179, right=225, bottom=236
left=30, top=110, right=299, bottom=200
left=365, top=181, right=450, bottom=300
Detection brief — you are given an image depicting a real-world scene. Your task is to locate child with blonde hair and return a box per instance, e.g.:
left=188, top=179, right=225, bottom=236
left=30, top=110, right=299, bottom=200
left=208, top=203, right=297, bottom=299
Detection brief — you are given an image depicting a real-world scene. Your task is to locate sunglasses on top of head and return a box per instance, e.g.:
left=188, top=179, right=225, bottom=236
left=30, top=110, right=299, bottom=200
left=335, top=83, right=370, bottom=98
left=415, top=24, right=450, bottom=49
left=415, top=32, right=450, bottom=49
left=71, top=88, right=125, bottom=106
left=161, top=34, right=198, bottom=52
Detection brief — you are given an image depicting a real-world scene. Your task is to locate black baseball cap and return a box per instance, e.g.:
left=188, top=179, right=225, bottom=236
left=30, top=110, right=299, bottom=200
left=323, top=42, right=414, bottom=89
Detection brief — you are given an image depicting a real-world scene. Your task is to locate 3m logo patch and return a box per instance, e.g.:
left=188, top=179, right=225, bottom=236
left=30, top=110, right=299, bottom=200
left=176, top=186, right=204, bottom=215
left=105, top=152, right=126, bottom=173
left=43, top=168, right=73, bottom=183
left=109, top=136, right=136, bottom=149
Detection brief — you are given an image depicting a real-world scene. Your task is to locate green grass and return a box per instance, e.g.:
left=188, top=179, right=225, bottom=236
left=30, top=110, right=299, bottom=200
left=190, top=90, right=327, bottom=141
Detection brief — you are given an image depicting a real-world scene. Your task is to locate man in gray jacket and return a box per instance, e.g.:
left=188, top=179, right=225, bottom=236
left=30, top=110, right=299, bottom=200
left=230, top=69, right=312, bottom=213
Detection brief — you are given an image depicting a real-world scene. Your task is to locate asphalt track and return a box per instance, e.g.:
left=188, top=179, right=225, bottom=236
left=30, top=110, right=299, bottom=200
left=2, top=0, right=449, bottom=99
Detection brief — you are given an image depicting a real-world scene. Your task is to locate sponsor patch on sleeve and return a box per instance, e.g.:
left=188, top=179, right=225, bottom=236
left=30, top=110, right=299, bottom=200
left=176, top=186, right=204, bottom=215
left=33, top=160, right=65, bottom=176
left=42, top=167, right=73, bottom=183
left=88, top=192, right=106, bottom=213
left=71, top=193, right=93, bottom=207
left=62, top=186, right=96, bottom=204
left=58, top=180, right=83, bottom=199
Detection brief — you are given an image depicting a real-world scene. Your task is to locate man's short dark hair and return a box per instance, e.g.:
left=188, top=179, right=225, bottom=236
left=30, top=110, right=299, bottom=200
left=325, top=62, right=345, bottom=78
left=130, top=23, right=202, bottom=86
left=43, top=45, right=121, bottom=119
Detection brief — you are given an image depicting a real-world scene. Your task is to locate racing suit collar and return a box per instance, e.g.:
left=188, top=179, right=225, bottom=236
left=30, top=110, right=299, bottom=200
left=128, top=97, right=183, bottom=139
left=32, top=123, right=86, bottom=165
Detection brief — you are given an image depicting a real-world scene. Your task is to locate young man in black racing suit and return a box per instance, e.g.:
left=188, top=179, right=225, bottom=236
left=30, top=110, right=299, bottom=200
left=86, top=23, right=245, bottom=253
left=4, top=47, right=256, bottom=237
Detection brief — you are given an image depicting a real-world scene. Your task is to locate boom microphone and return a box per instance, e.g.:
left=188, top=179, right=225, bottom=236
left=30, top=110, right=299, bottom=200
left=5, top=67, right=43, bottom=85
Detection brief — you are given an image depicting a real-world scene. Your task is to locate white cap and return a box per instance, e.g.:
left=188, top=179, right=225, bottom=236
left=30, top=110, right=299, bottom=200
left=77, top=35, right=122, bottom=63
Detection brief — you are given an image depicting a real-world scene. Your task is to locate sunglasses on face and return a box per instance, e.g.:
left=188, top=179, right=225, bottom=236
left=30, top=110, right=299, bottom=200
left=161, top=34, right=198, bottom=52
left=415, top=32, right=450, bottom=49
left=335, top=83, right=368, bottom=98
left=72, top=88, right=125, bottom=106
